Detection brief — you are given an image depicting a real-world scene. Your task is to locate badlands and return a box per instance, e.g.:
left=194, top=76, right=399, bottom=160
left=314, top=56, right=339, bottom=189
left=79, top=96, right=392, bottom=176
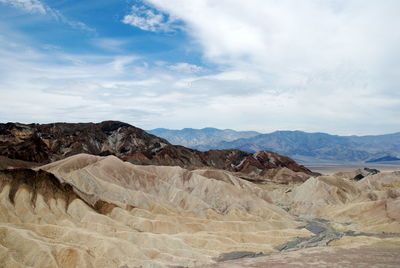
left=0, top=122, right=399, bottom=267
left=0, top=154, right=399, bottom=267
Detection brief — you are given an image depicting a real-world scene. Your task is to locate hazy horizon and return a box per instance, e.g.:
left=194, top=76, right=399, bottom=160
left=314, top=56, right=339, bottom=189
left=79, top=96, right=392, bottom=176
left=2, top=119, right=400, bottom=137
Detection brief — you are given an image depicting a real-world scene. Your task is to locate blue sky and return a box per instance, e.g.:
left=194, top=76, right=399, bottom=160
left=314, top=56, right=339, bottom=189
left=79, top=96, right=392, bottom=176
left=0, top=0, right=399, bottom=135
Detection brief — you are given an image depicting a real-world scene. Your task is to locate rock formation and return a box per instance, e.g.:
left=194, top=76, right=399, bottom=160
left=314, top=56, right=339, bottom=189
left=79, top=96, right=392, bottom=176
left=0, top=156, right=37, bottom=170
left=0, top=154, right=312, bottom=268
left=270, top=172, right=400, bottom=234
left=0, top=121, right=312, bottom=179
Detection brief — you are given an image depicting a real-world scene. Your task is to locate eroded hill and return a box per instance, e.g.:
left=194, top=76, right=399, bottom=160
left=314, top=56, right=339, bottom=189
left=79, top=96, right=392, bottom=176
left=0, top=154, right=399, bottom=267
left=0, top=154, right=311, bottom=267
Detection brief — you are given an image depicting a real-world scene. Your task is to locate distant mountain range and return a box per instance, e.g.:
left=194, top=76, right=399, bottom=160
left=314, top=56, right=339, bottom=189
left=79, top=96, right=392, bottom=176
left=148, top=128, right=260, bottom=151
left=366, top=155, right=400, bottom=163
left=147, top=128, right=400, bottom=163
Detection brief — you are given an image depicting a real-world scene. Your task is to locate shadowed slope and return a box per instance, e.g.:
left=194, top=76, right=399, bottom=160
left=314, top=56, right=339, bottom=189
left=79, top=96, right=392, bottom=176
left=0, top=156, right=38, bottom=170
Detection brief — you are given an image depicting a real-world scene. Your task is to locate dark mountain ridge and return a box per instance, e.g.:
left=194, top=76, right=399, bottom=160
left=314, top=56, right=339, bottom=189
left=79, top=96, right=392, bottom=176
left=366, top=155, right=400, bottom=163
left=0, top=121, right=312, bottom=177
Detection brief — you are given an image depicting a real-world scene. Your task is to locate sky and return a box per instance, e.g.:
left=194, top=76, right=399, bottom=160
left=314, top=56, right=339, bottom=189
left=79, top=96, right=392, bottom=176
left=0, top=0, right=399, bottom=135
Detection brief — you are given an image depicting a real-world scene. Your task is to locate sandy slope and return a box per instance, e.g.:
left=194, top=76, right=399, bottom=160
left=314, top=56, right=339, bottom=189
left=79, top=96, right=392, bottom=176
left=270, top=171, right=400, bottom=234
left=0, top=154, right=399, bottom=267
left=0, top=154, right=310, bottom=268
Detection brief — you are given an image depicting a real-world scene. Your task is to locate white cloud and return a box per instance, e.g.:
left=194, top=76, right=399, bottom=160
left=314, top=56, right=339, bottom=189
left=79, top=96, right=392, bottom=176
left=168, top=62, right=202, bottom=73
left=0, top=0, right=46, bottom=14
left=0, top=0, right=94, bottom=32
left=123, top=0, right=400, bottom=134
left=122, top=4, right=180, bottom=32
left=0, top=31, right=199, bottom=127
left=145, top=0, right=400, bottom=69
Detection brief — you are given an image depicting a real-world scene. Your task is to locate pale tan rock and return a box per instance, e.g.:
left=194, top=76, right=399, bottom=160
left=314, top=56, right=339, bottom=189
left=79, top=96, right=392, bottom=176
left=0, top=154, right=309, bottom=268
left=272, top=171, right=400, bottom=234
left=1, top=156, right=399, bottom=267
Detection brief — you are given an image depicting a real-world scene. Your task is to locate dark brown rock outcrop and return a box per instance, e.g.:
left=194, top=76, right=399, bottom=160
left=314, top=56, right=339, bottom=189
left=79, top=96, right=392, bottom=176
left=0, top=121, right=313, bottom=176
left=0, top=156, right=38, bottom=170
left=0, top=167, right=119, bottom=215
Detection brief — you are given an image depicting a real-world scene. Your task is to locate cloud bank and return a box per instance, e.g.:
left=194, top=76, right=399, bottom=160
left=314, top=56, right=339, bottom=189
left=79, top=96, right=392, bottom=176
left=0, top=0, right=399, bottom=135
left=137, top=0, right=400, bottom=134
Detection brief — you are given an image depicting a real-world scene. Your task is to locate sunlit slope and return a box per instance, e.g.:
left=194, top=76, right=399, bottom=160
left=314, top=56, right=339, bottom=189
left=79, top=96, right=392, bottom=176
left=271, top=171, right=400, bottom=233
